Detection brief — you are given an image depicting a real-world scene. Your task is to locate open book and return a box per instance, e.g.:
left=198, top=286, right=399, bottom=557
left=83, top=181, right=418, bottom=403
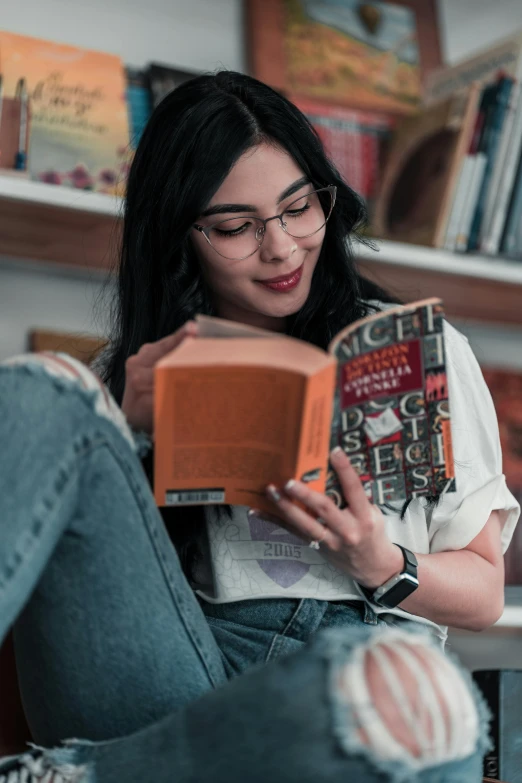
left=154, top=299, right=456, bottom=514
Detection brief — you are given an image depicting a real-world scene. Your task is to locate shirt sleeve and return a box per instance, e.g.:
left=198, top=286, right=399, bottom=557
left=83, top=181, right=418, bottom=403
left=428, top=321, right=520, bottom=554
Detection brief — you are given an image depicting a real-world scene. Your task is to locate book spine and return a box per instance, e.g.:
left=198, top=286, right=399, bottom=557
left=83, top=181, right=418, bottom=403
left=447, top=85, right=489, bottom=251
left=500, top=149, right=522, bottom=255
left=433, top=86, right=480, bottom=248
left=443, top=156, right=475, bottom=251
left=484, top=84, right=522, bottom=254
left=473, top=671, right=501, bottom=780
left=480, top=81, right=521, bottom=252
left=467, top=77, right=514, bottom=251
left=454, top=153, right=487, bottom=251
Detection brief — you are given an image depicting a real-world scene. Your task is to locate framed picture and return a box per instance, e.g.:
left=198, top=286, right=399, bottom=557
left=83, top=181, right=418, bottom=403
left=246, top=0, right=442, bottom=114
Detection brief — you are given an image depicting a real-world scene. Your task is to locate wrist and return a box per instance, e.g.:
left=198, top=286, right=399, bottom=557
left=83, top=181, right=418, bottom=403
left=357, top=543, right=404, bottom=590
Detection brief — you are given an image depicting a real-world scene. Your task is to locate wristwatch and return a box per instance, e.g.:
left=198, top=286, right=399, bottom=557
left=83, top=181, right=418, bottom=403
left=358, top=545, right=419, bottom=609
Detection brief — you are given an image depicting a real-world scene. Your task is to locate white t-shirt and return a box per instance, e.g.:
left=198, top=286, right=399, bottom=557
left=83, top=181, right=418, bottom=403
left=196, top=319, right=519, bottom=643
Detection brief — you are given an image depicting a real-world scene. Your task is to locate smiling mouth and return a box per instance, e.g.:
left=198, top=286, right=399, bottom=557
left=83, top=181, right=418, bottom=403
left=257, top=264, right=304, bottom=292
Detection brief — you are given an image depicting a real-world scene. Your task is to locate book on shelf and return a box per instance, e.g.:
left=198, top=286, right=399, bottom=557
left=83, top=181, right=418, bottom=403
left=467, top=75, right=514, bottom=251
left=290, top=97, right=393, bottom=215
left=0, top=31, right=130, bottom=193
left=147, top=63, right=199, bottom=108
left=371, top=85, right=480, bottom=247
left=153, top=299, right=456, bottom=516
left=452, top=81, right=498, bottom=252
left=393, top=31, right=522, bottom=256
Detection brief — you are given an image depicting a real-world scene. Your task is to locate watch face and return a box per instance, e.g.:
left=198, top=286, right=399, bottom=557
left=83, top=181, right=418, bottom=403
left=376, top=575, right=419, bottom=608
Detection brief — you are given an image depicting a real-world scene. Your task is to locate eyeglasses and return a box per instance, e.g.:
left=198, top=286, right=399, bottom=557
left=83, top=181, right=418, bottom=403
left=193, top=185, right=337, bottom=261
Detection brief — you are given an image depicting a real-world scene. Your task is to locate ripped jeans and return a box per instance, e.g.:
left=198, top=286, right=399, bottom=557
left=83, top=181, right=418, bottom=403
left=0, top=354, right=490, bottom=782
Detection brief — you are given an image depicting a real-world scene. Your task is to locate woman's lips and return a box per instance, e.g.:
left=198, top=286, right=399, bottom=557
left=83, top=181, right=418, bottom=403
left=257, top=264, right=303, bottom=292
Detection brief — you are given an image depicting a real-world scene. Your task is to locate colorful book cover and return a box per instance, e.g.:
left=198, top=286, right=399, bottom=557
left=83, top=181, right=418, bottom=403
left=283, top=0, right=422, bottom=114
left=328, top=300, right=456, bottom=507
left=0, top=31, right=130, bottom=193
left=292, top=96, right=393, bottom=208
left=482, top=368, right=522, bottom=584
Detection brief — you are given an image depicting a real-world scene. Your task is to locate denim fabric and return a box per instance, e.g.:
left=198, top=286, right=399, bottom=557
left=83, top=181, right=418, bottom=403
left=202, top=596, right=416, bottom=677
left=0, top=357, right=488, bottom=782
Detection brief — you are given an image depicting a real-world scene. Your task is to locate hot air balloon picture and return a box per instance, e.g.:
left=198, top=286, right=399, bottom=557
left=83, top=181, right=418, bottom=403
left=283, top=0, right=424, bottom=113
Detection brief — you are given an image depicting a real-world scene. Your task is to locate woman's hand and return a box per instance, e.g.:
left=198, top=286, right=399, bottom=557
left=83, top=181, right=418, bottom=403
left=266, top=447, right=403, bottom=588
left=121, top=321, right=199, bottom=435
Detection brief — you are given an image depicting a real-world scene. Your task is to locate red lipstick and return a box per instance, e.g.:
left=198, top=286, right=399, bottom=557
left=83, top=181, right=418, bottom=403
left=257, top=264, right=303, bottom=292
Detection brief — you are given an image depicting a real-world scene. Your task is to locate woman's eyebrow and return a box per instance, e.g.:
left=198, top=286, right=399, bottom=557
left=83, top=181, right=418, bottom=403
left=277, top=176, right=311, bottom=204
left=200, top=177, right=312, bottom=218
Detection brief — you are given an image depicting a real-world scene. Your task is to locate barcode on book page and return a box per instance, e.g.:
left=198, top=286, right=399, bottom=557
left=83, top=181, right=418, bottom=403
left=165, top=489, right=226, bottom=505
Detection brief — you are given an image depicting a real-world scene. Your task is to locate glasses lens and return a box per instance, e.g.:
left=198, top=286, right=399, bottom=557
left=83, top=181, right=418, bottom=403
left=283, top=188, right=332, bottom=239
left=206, top=217, right=263, bottom=260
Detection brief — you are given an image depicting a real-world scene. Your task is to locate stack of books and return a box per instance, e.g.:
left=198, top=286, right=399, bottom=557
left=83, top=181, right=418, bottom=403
left=372, top=32, right=522, bottom=258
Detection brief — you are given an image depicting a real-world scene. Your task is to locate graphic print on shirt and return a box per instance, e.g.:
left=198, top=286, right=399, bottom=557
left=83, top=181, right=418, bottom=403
left=205, top=508, right=360, bottom=600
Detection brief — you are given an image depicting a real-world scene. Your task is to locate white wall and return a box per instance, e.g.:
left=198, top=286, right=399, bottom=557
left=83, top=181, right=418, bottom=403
left=439, top=0, right=522, bottom=64
left=0, top=0, right=245, bottom=72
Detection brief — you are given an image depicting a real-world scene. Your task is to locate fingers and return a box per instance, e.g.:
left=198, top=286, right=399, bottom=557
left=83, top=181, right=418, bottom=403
left=330, top=447, right=372, bottom=517
left=265, top=485, right=338, bottom=548
left=136, top=321, right=199, bottom=367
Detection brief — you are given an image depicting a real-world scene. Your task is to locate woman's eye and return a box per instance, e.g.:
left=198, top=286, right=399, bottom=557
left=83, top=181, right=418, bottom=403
left=214, top=222, right=250, bottom=236
left=285, top=203, right=311, bottom=217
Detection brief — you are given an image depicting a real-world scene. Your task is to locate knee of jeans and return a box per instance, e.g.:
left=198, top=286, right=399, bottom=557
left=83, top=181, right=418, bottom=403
left=332, top=628, right=486, bottom=778
left=0, top=747, right=88, bottom=783
left=1, top=351, right=138, bottom=452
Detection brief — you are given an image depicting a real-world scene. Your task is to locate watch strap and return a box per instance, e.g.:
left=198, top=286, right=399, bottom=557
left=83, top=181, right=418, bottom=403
left=358, top=545, right=418, bottom=608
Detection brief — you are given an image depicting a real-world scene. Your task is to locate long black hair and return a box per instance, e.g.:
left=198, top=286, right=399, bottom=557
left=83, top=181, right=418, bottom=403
left=102, top=70, right=394, bottom=575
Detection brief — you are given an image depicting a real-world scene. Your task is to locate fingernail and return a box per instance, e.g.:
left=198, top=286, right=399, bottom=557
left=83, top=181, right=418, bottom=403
left=266, top=485, right=282, bottom=502
left=284, top=479, right=296, bottom=492
left=248, top=508, right=261, bottom=516
left=331, top=446, right=344, bottom=458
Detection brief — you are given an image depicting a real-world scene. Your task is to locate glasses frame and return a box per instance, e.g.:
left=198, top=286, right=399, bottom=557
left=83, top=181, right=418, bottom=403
left=193, top=185, right=337, bottom=260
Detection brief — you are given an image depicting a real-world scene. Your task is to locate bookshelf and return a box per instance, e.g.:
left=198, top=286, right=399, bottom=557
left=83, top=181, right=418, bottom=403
left=1, top=174, right=522, bottom=325
left=0, top=175, right=121, bottom=270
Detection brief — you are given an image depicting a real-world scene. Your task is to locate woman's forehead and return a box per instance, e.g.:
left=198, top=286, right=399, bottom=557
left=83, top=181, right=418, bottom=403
left=212, top=143, right=305, bottom=205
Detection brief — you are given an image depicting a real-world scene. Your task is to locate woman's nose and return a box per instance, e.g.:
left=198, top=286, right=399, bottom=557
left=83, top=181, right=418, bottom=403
left=259, top=218, right=297, bottom=263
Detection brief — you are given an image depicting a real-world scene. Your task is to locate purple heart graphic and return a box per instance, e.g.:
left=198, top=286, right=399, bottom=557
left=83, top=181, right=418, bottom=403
left=248, top=512, right=310, bottom=588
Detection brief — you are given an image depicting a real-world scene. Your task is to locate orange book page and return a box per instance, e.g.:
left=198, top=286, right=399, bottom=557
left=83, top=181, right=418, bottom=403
left=154, top=338, right=336, bottom=514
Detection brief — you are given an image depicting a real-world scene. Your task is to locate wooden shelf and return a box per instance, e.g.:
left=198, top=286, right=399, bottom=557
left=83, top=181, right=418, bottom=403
left=0, top=175, right=121, bottom=270
left=356, top=239, right=522, bottom=326
left=1, top=176, right=522, bottom=325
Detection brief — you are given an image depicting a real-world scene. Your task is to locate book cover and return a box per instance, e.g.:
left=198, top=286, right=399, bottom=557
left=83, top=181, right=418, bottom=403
left=328, top=299, right=455, bottom=507
left=371, top=86, right=479, bottom=247
left=154, top=299, right=456, bottom=513
left=0, top=31, right=130, bottom=193
left=291, top=96, right=393, bottom=210
left=282, top=0, right=423, bottom=114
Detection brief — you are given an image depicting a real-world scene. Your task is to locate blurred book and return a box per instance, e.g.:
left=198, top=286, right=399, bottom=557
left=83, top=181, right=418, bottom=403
left=482, top=367, right=522, bottom=585
left=371, top=85, right=479, bottom=246
left=424, top=32, right=522, bottom=105
left=291, top=97, right=393, bottom=214
left=126, top=67, right=152, bottom=149
left=0, top=30, right=130, bottom=193
left=147, top=63, right=199, bottom=108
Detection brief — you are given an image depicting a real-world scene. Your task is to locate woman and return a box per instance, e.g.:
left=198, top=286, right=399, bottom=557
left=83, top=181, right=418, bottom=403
left=0, top=71, right=515, bottom=782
